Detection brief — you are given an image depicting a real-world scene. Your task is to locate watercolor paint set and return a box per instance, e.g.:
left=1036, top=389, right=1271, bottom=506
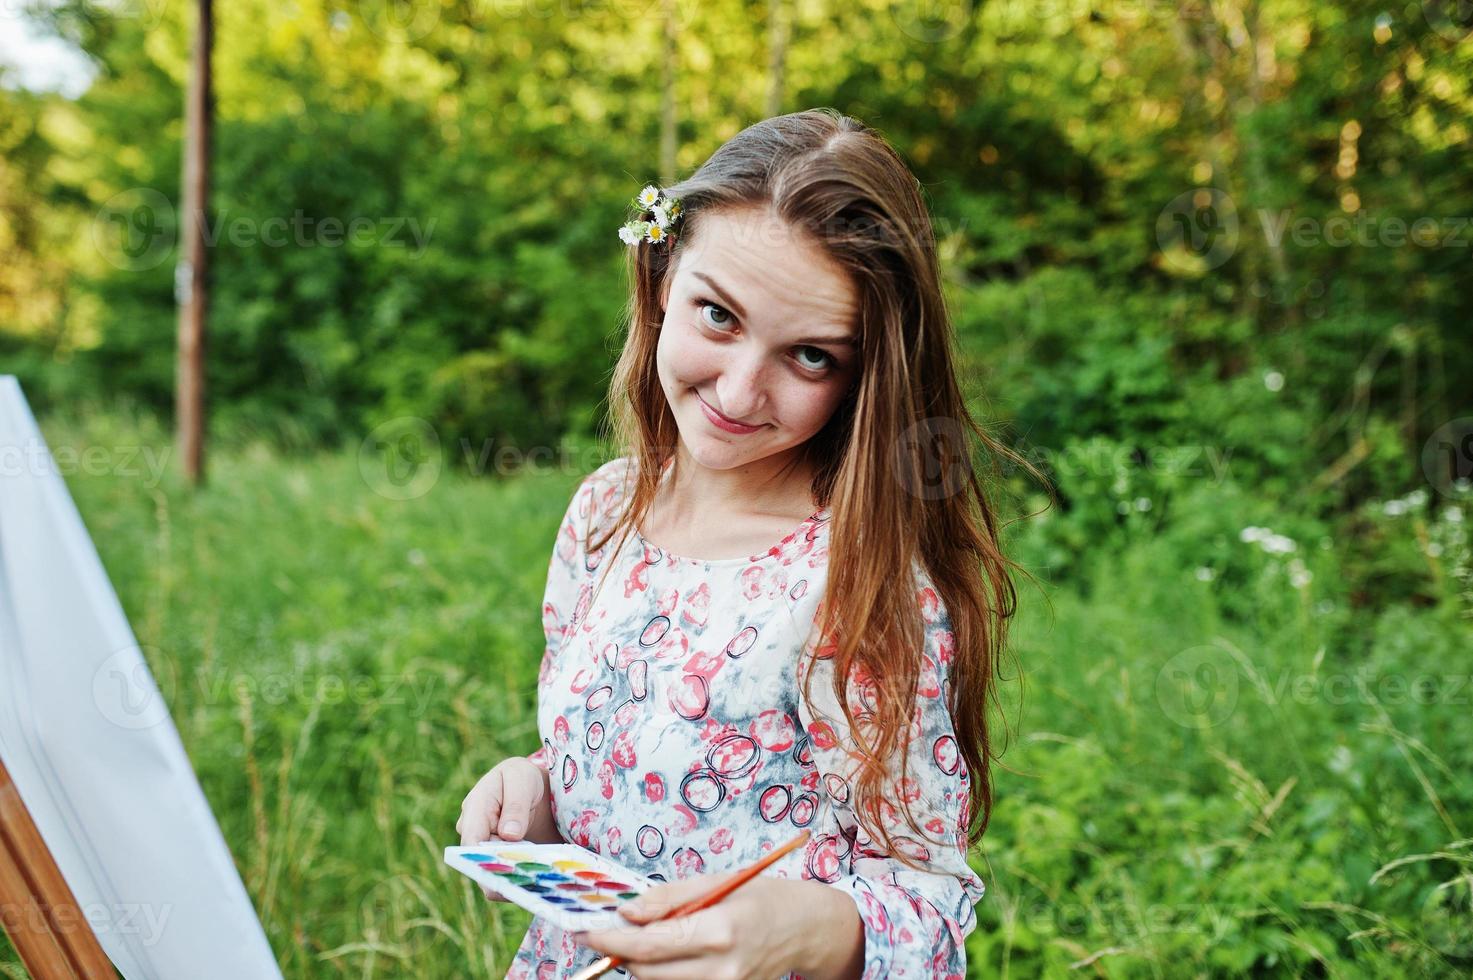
left=443, top=842, right=654, bottom=931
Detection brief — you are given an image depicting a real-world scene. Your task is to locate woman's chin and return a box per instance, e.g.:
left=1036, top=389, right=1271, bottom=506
left=682, top=437, right=813, bottom=478
left=677, top=426, right=767, bottom=468
left=682, top=441, right=748, bottom=470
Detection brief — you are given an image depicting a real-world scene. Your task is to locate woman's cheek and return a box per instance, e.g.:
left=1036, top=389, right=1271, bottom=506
left=655, top=319, right=694, bottom=385
left=770, top=381, right=829, bottom=435
left=668, top=328, right=724, bottom=381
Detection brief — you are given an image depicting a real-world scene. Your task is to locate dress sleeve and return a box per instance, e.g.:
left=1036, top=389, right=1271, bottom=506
left=525, top=471, right=596, bottom=773
left=795, top=568, right=986, bottom=979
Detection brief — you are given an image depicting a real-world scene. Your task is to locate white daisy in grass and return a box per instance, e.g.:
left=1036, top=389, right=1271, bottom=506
left=637, top=185, right=661, bottom=209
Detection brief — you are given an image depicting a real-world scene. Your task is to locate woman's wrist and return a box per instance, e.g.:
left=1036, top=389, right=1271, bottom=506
left=784, top=879, right=865, bottom=980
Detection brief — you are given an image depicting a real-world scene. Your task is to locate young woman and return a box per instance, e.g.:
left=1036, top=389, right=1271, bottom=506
left=458, top=107, right=1027, bottom=979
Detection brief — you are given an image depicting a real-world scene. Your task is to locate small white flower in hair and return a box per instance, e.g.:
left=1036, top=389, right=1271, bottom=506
left=618, top=186, right=682, bottom=245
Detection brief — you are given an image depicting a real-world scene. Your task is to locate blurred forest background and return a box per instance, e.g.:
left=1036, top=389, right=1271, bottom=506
left=2, top=0, right=1471, bottom=976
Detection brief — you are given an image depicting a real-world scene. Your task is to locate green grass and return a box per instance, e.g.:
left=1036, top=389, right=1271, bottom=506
left=3, top=411, right=1468, bottom=978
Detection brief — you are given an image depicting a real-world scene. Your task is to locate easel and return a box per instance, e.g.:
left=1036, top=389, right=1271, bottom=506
left=0, top=756, right=115, bottom=978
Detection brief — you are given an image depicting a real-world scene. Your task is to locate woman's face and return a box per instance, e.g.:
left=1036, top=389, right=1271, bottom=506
left=655, top=206, right=861, bottom=476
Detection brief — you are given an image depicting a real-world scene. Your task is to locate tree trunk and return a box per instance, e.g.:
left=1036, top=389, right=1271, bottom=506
left=175, top=0, right=212, bottom=486
left=767, top=0, right=787, bottom=118
left=660, top=0, right=678, bottom=186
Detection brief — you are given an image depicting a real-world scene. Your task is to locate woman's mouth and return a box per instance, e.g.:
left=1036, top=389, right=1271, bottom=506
left=694, top=390, right=764, bottom=434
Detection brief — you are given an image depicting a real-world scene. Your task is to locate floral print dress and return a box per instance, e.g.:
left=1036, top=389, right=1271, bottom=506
left=510, top=457, right=985, bottom=979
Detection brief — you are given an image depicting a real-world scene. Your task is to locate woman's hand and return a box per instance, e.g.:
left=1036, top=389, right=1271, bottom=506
left=572, top=873, right=865, bottom=980
left=456, top=757, right=562, bottom=902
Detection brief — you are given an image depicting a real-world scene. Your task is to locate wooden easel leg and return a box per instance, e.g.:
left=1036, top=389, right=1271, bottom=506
left=0, top=757, right=117, bottom=978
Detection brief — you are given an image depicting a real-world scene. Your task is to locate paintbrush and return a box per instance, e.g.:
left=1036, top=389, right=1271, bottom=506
left=568, top=828, right=812, bottom=980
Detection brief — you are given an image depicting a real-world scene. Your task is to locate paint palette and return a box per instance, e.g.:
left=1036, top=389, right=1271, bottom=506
left=443, top=842, right=654, bottom=931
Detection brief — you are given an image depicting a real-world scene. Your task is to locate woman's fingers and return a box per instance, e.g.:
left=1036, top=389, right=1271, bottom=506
left=577, top=906, right=732, bottom=963
left=616, top=872, right=739, bottom=923
left=458, top=768, right=505, bottom=846
left=495, top=760, right=542, bottom=840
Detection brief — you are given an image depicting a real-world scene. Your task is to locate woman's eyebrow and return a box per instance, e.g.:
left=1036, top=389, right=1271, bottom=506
left=691, top=271, right=748, bottom=320
left=692, top=270, right=857, bottom=348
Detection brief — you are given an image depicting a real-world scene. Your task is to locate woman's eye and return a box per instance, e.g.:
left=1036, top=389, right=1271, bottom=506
left=697, top=301, right=735, bottom=330
left=694, top=297, right=834, bottom=375
left=794, top=346, right=833, bottom=373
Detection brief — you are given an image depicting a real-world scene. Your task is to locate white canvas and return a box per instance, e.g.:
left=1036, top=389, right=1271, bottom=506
left=0, top=375, right=282, bottom=979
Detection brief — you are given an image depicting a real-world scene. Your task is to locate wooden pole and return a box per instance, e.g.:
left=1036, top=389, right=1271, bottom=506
left=766, top=0, right=787, bottom=118
left=0, top=756, right=117, bottom=978
left=659, top=0, right=677, bottom=186
left=175, top=0, right=212, bottom=486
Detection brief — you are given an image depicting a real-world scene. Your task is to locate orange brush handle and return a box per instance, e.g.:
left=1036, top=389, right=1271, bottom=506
left=569, top=829, right=811, bottom=980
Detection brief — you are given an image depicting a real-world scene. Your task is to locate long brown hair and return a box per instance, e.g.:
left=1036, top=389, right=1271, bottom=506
left=587, top=108, right=1044, bottom=871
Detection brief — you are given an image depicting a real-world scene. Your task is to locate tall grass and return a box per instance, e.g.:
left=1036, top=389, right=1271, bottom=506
left=3, top=410, right=1467, bottom=977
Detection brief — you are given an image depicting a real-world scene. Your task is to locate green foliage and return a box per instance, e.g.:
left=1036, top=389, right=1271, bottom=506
left=974, top=528, right=1470, bottom=977
left=16, top=415, right=1466, bottom=977
left=3, top=0, right=1467, bottom=518
left=2, top=1, right=1471, bottom=974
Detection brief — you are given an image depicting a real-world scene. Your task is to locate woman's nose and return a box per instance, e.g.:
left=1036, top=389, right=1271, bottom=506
left=715, top=352, right=768, bottom=420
